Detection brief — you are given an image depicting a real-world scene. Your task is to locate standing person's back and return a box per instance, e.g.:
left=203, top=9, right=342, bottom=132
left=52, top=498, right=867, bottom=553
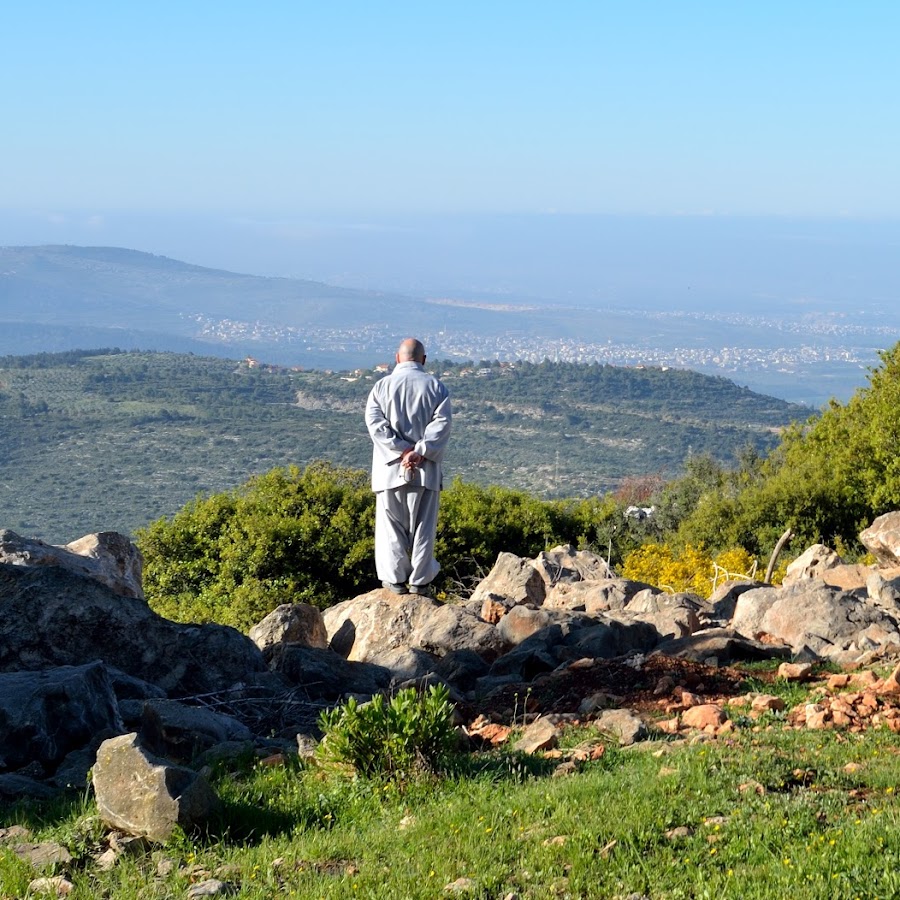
left=365, top=338, right=451, bottom=595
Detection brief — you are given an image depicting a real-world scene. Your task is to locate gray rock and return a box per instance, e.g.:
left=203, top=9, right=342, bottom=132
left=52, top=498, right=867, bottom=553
left=593, top=709, right=648, bottom=745
left=783, top=544, right=844, bottom=584
left=861, top=512, right=900, bottom=567
left=117, top=699, right=254, bottom=763
left=323, top=591, right=503, bottom=664
left=269, top=644, right=391, bottom=699
left=249, top=603, right=328, bottom=657
left=514, top=717, right=559, bottom=754
left=652, top=630, right=792, bottom=663
left=0, top=773, right=59, bottom=800
left=532, top=545, right=613, bottom=585
left=867, top=571, right=900, bottom=609
left=93, top=733, right=222, bottom=842
left=469, top=552, right=546, bottom=607
left=732, top=579, right=900, bottom=660
left=565, top=618, right=660, bottom=660
left=497, top=606, right=552, bottom=646
left=0, top=563, right=267, bottom=696
left=0, top=529, right=144, bottom=599
left=544, top=578, right=657, bottom=613
left=0, top=661, right=123, bottom=773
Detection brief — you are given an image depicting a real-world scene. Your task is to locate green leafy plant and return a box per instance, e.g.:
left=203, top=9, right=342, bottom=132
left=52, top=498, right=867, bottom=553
left=317, top=685, right=457, bottom=778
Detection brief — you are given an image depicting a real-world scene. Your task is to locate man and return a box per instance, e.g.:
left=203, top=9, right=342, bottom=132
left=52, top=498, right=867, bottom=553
left=365, top=338, right=452, bottom=596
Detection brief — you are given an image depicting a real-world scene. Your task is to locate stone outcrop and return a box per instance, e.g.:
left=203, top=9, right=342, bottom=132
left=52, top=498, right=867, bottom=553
left=10, top=516, right=900, bottom=832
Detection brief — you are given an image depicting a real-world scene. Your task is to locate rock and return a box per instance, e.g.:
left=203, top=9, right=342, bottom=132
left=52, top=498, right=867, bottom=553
left=544, top=578, right=656, bottom=614
left=117, top=699, right=254, bottom=763
left=0, top=773, right=59, bottom=799
left=532, top=545, right=613, bottom=585
left=27, top=876, right=74, bottom=896
left=11, top=841, right=73, bottom=868
left=480, top=597, right=509, bottom=623
left=0, top=661, right=123, bottom=774
left=861, top=512, right=900, bottom=567
left=0, top=529, right=144, bottom=600
left=751, top=694, right=786, bottom=712
left=593, top=709, right=648, bottom=745
left=323, top=591, right=503, bottom=665
left=777, top=662, right=814, bottom=681
left=187, top=880, right=236, bottom=898
left=249, top=603, right=329, bottom=656
left=497, top=606, right=552, bottom=645
left=704, top=580, right=763, bottom=624
left=565, top=618, right=661, bottom=660
left=268, top=645, right=390, bottom=698
left=434, top=649, right=490, bottom=692
left=652, top=630, right=792, bottom=664
left=681, top=704, right=727, bottom=730
left=783, top=544, right=844, bottom=584
left=514, top=717, right=560, bottom=754
left=469, top=552, right=546, bottom=607
left=867, top=572, right=900, bottom=609
left=93, top=733, right=222, bottom=842
left=0, top=563, right=267, bottom=695
left=621, top=590, right=703, bottom=640
left=733, top=579, right=900, bottom=660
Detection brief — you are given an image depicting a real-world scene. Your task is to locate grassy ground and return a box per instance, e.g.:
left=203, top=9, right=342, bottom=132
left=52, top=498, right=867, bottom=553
left=4, top=719, right=900, bottom=899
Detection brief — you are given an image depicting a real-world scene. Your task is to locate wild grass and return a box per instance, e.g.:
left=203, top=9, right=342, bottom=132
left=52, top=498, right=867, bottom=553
left=4, top=725, right=900, bottom=899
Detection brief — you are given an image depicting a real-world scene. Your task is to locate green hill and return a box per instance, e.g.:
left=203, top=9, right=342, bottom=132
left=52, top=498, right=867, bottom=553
left=0, top=349, right=809, bottom=543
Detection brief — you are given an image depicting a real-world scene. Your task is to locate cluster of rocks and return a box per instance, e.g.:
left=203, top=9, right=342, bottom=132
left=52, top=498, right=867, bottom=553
left=4, top=513, right=900, bottom=846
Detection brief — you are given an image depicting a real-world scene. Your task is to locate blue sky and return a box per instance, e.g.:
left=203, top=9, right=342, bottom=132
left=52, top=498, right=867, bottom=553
left=4, top=1, right=899, bottom=217
left=2, top=2, right=899, bottom=292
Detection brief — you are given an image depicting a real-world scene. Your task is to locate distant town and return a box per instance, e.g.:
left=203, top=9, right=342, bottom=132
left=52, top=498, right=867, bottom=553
left=188, top=308, right=888, bottom=383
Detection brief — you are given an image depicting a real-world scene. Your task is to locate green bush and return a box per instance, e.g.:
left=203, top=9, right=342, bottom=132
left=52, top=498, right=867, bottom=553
left=317, top=685, right=458, bottom=778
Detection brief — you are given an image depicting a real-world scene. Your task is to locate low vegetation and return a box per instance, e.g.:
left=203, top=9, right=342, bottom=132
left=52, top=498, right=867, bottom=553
left=5, top=701, right=900, bottom=898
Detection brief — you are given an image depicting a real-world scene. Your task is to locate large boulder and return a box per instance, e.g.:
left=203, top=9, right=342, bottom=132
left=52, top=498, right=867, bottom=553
left=0, top=661, right=124, bottom=775
left=731, top=579, right=900, bottom=660
left=323, top=590, right=504, bottom=670
left=249, top=603, right=328, bottom=658
left=0, top=563, right=266, bottom=695
left=93, top=733, right=222, bottom=842
left=468, top=553, right=546, bottom=607
left=0, top=529, right=144, bottom=600
left=861, top=512, right=900, bottom=567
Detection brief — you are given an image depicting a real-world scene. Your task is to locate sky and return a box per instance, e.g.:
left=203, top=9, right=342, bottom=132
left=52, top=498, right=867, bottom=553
left=2, top=1, right=899, bottom=288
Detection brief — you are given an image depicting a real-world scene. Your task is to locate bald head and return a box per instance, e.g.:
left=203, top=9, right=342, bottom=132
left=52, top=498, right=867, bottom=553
left=396, top=338, right=426, bottom=364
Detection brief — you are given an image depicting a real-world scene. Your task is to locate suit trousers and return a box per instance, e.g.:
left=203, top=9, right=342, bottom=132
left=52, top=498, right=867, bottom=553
left=374, top=485, right=441, bottom=587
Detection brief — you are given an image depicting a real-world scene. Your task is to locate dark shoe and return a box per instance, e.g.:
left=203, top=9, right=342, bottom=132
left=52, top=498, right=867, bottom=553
left=409, top=583, right=434, bottom=598
left=382, top=581, right=409, bottom=595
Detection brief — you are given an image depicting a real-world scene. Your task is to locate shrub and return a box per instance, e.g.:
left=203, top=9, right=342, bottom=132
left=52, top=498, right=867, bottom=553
left=317, top=685, right=457, bottom=778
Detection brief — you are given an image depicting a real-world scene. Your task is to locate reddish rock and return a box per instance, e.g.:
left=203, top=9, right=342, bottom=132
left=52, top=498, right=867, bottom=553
left=681, top=704, right=726, bottom=730
left=777, top=662, right=814, bottom=681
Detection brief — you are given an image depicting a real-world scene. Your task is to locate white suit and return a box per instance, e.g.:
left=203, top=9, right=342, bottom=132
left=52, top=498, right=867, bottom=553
left=365, top=361, right=452, bottom=587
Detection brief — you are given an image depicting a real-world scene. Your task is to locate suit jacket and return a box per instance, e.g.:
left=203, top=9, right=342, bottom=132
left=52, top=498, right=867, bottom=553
left=365, top=361, right=452, bottom=492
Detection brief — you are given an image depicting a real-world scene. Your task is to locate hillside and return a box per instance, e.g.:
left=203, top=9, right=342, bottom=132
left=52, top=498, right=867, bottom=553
left=0, top=350, right=809, bottom=543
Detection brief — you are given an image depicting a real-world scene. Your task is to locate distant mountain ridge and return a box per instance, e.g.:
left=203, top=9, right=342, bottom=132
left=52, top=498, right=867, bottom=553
left=0, top=244, right=424, bottom=367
